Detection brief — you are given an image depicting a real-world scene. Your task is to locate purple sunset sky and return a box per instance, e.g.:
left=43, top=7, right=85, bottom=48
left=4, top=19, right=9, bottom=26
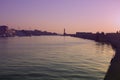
left=0, top=0, right=120, bottom=33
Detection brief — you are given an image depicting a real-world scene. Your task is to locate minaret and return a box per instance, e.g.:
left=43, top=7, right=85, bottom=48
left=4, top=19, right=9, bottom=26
left=63, top=28, right=66, bottom=36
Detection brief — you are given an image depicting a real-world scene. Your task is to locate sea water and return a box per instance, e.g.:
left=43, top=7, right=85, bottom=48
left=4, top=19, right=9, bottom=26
left=0, top=36, right=114, bottom=80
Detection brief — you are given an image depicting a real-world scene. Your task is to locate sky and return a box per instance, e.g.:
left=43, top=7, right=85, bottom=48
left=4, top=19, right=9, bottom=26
left=0, top=0, right=120, bottom=34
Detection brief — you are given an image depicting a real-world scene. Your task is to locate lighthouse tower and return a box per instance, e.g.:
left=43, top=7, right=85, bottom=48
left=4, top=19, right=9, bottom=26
left=63, top=28, right=66, bottom=36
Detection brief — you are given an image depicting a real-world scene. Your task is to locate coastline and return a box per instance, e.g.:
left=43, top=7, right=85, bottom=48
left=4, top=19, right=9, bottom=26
left=71, top=32, right=120, bottom=80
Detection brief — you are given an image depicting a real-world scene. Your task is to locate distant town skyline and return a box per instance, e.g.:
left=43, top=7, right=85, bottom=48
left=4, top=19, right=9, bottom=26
left=0, top=0, right=120, bottom=34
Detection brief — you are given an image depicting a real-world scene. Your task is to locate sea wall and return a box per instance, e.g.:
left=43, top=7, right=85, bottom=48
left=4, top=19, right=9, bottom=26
left=71, top=32, right=120, bottom=80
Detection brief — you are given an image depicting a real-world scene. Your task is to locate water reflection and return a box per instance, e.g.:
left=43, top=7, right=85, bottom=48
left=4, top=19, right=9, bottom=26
left=0, top=36, right=115, bottom=80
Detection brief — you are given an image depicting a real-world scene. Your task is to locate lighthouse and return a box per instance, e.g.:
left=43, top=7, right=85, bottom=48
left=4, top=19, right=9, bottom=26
left=63, top=28, right=66, bottom=36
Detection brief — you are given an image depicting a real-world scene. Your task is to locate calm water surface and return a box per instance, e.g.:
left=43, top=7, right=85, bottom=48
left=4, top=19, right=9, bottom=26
left=0, top=36, right=114, bottom=80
